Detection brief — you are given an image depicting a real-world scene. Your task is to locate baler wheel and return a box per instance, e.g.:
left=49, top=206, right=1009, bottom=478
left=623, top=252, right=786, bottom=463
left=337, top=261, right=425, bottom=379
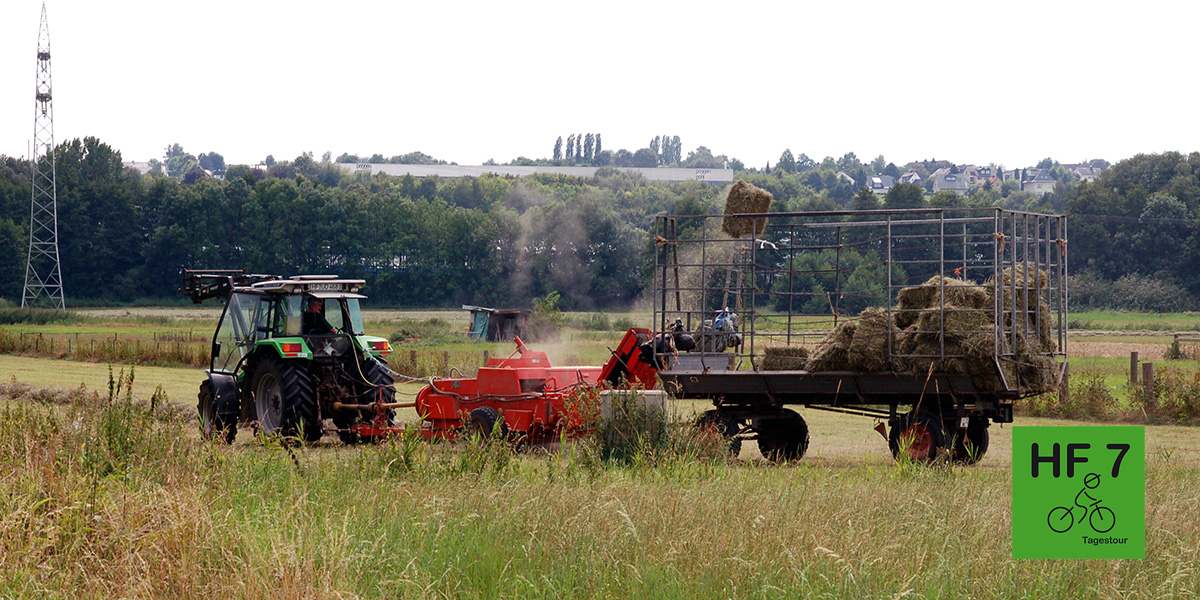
left=696, top=409, right=742, bottom=457
left=889, top=412, right=945, bottom=462
left=756, top=409, right=810, bottom=462
left=468, top=407, right=507, bottom=442
left=197, top=380, right=236, bottom=444
left=253, top=358, right=321, bottom=442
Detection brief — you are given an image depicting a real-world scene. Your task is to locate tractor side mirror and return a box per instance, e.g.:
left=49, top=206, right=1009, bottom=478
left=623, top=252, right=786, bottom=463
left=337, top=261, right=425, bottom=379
left=211, top=341, right=221, bottom=359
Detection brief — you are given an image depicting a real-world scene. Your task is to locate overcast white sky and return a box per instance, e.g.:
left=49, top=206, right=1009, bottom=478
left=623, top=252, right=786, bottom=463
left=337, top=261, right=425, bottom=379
left=0, top=0, right=1196, bottom=171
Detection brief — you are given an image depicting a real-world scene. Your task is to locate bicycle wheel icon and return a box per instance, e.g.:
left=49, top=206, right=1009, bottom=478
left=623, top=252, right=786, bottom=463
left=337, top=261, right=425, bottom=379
left=1047, top=506, right=1074, bottom=533
left=1090, top=506, right=1116, bottom=533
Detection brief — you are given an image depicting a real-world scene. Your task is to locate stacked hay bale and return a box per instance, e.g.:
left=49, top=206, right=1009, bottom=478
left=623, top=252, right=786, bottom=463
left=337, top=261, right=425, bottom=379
left=894, top=276, right=990, bottom=328
left=986, top=265, right=1055, bottom=352
left=846, top=308, right=894, bottom=371
left=761, top=346, right=808, bottom=370
left=722, top=180, right=771, bottom=238
left=802, top=270, right=1059, bottom=394
left=805, top=320, right=856, bottom=371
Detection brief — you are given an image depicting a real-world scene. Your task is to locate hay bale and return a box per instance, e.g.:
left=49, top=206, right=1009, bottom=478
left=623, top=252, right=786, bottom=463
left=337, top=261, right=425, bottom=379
left=805, top=267, right=1060, bottom=395
left=985, top=265, right=1051, bottom=314
left=721, top=180, right=771, bottom=238
left=762, top=346, right=808, bottom=370
left=892, top=304, right=1001, bottom=385
left=847, top=307, right=894, bottom=371
left=806, top=320, right=856, bottom=371
left=894, top=276, right=989, bottom=328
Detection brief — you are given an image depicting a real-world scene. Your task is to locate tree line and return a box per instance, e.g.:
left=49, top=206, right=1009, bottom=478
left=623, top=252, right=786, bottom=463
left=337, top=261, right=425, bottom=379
left=3, top=139, right=1200, bottom=311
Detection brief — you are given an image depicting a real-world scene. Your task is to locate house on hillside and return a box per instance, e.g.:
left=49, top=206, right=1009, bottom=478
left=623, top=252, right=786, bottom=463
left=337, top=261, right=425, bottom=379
left=1024, top=169, right=1057, bottom=194
left=124, top=161, right=153, bottom=176
left=898, top=171, right=922, bottom=185
left=865, top=175, right=895, bottom=195
left=836, top=171, right=856, bottom=187
left=1062, top=163, right=1103, bottom=182
left=960, top=165, right=993, bottom=185
left=930, top=168, right=968, bottom=195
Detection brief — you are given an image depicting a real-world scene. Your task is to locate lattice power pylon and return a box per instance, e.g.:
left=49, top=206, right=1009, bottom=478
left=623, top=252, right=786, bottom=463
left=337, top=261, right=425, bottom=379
left=23, top=3, right=64, bottom=309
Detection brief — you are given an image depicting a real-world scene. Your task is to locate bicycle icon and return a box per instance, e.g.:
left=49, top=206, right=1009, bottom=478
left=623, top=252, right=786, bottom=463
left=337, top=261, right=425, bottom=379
left=1047, top=472, right=1116, bottom=534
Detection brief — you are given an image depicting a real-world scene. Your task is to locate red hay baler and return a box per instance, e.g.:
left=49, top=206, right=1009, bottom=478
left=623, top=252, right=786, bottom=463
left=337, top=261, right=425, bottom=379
left=412, top=328, right=659, bottom=442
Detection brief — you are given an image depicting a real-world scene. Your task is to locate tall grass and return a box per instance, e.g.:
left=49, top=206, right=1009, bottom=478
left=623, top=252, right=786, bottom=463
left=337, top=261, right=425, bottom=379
left=1019, top=364, right=1200, bottom=425
left=0, top=377, right=1198, bottom=598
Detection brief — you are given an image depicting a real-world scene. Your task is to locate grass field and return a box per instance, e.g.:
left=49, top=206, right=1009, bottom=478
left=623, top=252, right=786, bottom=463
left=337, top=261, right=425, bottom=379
left=2, top=309, right=1200, bottom=598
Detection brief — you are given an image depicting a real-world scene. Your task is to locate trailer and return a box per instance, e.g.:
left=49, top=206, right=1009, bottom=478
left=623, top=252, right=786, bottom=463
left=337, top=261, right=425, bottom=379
left=651, top=207, right=1067, bottom=463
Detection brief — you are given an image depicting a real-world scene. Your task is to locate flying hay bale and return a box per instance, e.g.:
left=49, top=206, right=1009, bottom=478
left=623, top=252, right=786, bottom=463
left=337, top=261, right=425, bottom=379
left=806, top=320, right=856, bottom=371
left=762, top=346, right=808, bottom=370
left=722, top=180, right=771, bottom=238
left=847, top=307, right=894, bottom=371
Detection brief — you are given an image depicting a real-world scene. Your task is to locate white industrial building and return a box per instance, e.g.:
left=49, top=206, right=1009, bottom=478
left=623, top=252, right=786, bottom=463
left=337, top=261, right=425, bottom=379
left=336, top=163, right=734, bottom=183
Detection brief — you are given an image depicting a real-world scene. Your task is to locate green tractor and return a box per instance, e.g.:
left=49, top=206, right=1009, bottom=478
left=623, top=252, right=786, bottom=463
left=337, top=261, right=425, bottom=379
left=182, top=270, right=396, bottom=444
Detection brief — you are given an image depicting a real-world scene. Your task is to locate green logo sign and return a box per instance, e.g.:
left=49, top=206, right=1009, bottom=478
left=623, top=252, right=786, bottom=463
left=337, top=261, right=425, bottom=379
left=1012, top=426, right=1144, bottom=559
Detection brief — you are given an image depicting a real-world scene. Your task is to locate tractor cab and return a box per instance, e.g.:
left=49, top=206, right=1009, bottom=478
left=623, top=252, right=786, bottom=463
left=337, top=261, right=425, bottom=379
left=206, top=275, right=385, bottom=374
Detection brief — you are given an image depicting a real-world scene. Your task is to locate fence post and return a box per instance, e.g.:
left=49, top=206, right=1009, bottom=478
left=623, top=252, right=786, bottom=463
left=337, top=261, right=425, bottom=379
left=443, top=350, right=451, bottom=376
left=1142, top=362, right=1154, bottom=397
left=1058, top=361, right=1070, bottom=404
left=409, top=350, right=418, bottom=373
left=1130, top=351, right=1139, bottom=384
left=483, top=350, right=489, bottom=364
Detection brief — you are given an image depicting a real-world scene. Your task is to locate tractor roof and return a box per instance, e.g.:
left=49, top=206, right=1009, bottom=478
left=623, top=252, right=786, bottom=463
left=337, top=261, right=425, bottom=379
left=240, top=275, right=367, bottom=297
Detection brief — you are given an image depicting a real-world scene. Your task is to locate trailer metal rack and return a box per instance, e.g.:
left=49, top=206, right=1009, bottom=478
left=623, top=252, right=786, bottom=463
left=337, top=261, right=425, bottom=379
left=652, top=207, right=1067, bottom=462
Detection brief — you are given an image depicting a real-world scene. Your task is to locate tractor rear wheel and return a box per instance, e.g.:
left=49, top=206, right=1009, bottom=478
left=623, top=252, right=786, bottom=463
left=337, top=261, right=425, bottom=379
left=253, top=358, right=320, bottom=442
left=889, top=412, right=945, bottom=462
left=696, top=409, right=742, bottom=457
left=468, top=406, right=506, bottom=441
left=337, top=358, right=397, bottom=444
left=756, top=409, right=809, bottom=462
left=197, top=380, right=236, bottom=444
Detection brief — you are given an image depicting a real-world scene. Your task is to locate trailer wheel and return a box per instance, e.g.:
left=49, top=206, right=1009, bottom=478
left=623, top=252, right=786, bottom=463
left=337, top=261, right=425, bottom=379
left=696, top=409, right=741, bottom=457
left=197, top=380, right=236, bottom=444
left=468, top=407, right=507, bottom=441
left=756, top=409, right=810, bottom=462
left=253, top=358, right=321, bottom=442
left=889, top=412, right=945, bottom=462
left=951, top=425, right=990, bottom=464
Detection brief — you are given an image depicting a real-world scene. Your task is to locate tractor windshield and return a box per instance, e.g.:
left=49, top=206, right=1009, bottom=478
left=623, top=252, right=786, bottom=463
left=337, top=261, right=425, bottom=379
left=344, top=298, right=365, bottom=335
left=212, top=292, right=260, bottom=373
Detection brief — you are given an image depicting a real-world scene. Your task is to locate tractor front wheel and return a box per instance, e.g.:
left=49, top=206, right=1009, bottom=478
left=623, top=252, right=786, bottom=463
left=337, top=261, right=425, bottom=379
left=198, top=380, right=236, bottom=444
left=253, top=358, right=320, bottom=442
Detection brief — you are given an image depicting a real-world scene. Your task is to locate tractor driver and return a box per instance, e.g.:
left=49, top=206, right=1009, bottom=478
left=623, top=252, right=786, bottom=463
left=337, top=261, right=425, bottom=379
left=302, top=297, right=337, bottom=335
